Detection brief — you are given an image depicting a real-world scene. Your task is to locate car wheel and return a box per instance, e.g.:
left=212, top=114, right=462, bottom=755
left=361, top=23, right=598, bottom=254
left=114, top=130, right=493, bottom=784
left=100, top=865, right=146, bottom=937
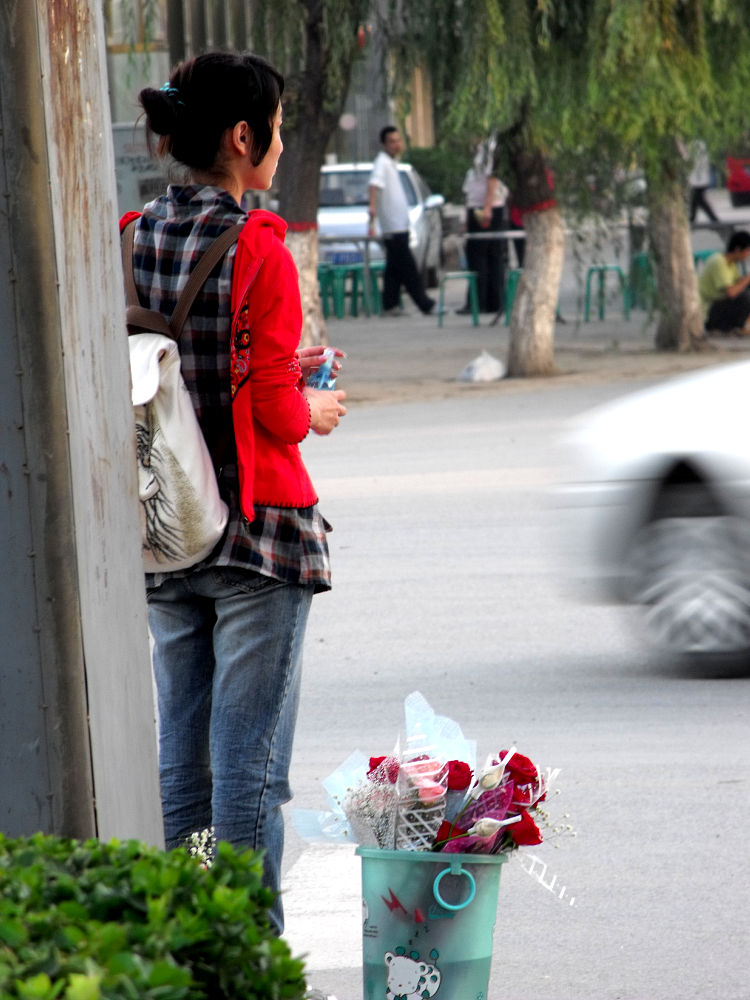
left=623, top=485, right=750, bottom=655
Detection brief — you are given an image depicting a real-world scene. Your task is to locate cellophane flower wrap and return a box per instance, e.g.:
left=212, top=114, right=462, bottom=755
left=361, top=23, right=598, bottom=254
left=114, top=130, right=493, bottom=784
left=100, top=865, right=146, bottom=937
left=294, top=691, right=557, bottom=856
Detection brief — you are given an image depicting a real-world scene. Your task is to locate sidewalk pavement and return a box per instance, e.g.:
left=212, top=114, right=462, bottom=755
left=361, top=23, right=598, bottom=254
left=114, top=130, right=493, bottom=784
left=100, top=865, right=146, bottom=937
left=321, top=278, right=750, bottom=410
left=321, top=188, right=750, bottom=407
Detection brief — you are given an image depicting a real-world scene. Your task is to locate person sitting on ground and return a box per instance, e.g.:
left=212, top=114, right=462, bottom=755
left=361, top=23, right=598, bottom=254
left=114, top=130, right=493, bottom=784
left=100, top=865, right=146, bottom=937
left=699, top=230, right=750, bottom=336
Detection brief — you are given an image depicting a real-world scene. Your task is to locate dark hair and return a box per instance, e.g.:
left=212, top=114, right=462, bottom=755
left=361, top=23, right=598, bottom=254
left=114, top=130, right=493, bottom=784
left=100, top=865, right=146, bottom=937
left=139, top=51, right=284, bottom=172
left=727, top=230, right=750, bottom=253
left=379, top=125, right=398, bottom=146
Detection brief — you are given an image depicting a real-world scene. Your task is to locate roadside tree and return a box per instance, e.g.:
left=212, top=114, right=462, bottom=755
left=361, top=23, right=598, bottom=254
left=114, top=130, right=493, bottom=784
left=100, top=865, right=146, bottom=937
left=380, top=1, right=576, bottom=376
left=582, top=0, right=750, bottom=351
left=248, top=1, right=370, bottom=345
left=131, top=0, right=369, bottom=346
left=382, top=0, right=750, bottom=362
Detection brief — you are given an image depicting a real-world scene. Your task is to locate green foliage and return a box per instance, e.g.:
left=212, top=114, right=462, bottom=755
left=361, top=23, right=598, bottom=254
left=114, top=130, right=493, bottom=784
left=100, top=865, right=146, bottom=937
left=0, top=833, right=306, bottom=1000
left=384, top=0, right=750, bottom=218
left=249, top=0, right=370, bottom=125
left=406, top=146, right=467, bottom=203
left=381, top=0, right=531, bottom=143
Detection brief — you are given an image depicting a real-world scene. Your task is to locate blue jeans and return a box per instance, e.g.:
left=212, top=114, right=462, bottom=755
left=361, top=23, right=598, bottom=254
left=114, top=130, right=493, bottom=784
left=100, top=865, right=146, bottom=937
left=147, top=566, right=313, bottom=932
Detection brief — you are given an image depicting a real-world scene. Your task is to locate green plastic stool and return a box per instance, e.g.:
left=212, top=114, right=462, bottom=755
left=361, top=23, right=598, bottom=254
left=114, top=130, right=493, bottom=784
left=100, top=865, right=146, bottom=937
left=317, top=263, right=335, bottom=319
left=584, top=264, right=630, bottom=321
left=504, top=268, right=522, bottom=325
left=692, top=248, right=716, bottom=271
left=367, top=261, right=385, bottom=314
left=347, top=263, right=371, bottom=317
left=628, top=252, right=656, bottom=311
left=329, top=264, right=352, bottom=319
left=438, top=271, right=478, bottom=326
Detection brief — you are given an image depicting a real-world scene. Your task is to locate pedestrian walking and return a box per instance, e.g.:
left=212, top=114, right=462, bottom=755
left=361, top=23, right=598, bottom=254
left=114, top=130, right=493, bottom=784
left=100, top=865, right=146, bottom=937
left=368, top=126, right=435, bottom=317
left=685, top=138, right=719, bottom=224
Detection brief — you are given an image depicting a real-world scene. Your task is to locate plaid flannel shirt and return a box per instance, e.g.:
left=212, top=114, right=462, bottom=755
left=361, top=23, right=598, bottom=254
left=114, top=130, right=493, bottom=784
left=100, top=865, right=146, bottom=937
left=132, top=184, right=331, bottom=591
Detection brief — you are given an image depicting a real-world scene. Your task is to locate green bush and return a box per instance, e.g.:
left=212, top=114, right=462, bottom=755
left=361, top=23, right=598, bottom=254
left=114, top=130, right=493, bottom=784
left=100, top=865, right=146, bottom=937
left=0, top=832, right=307, bottom=1000
left=406, top=146, right=467, bottom=204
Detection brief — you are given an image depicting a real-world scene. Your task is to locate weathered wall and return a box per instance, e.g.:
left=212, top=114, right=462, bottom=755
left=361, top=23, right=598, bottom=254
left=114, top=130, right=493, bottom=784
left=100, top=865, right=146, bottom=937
left=0, top=0, right=162, bottom=844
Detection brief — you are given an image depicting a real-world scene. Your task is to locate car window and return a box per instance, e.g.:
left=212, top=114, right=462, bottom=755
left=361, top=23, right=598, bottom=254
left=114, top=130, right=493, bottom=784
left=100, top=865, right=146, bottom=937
left=410, top=170, right=430, bottom=201
left=319, top=171, right=369, bottom=207
left=399, top=172, right=418, bottom=206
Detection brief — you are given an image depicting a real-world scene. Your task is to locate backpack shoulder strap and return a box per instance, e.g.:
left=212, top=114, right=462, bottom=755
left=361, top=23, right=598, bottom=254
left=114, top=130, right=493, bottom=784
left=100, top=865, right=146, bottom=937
left=121, top=219, right=174, bottom=338
left=121, top=219, right=244, bottom=340
left=169, top=223, right=244, bottom=339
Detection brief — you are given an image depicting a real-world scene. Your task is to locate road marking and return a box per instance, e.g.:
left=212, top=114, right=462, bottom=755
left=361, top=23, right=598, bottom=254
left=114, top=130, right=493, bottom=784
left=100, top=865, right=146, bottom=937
left=282, top=846, right=362, bottom=971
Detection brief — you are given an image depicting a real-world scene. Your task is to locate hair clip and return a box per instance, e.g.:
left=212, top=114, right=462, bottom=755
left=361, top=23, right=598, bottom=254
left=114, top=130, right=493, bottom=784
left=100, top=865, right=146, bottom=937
left=160, top=82, right=185, bottom=106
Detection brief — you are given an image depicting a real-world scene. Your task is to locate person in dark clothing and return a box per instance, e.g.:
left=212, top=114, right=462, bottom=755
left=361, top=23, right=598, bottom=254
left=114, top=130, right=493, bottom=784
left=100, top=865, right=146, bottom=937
left=460, top=137, right=507, bottom=314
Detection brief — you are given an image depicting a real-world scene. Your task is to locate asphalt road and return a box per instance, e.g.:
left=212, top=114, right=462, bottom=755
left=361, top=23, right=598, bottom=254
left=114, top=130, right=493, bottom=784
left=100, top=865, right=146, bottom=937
left=280, top=375, right=750, bottom=1000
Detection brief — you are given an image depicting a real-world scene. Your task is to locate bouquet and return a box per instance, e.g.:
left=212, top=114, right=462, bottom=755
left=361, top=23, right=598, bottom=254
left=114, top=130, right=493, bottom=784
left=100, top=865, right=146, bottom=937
left=296, top=692, right=557, bottom=856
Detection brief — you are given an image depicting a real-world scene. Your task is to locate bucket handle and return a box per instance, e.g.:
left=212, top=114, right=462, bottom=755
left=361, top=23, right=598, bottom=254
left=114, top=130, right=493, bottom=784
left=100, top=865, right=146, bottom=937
left=433, top=864, right=476, bottom=911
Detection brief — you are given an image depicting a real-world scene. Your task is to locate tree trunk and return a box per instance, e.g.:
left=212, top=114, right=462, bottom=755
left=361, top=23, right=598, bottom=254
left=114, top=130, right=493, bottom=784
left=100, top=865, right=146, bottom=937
left=227, top=0, right=247, bottom=48
left=506, top=207, right=564, bottom=376
left=646, top=175, right=705, bottom=351
left=286, top=228, right=327, bottom=347
left=277, top=116, right=332, bottom=348
left=502, top=125, right=563, bottom=377
left=272, top=0, right=368, bottom=346
left=166, top=0, right=185, bottom=64
left=190, top=0, right=207, bottom=51
left=212, top=0, right=227, bottom=47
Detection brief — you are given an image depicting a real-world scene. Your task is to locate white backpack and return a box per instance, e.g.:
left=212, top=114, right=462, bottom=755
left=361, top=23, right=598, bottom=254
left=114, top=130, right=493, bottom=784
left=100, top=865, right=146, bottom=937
left=121, top=219, right=242, bottom=573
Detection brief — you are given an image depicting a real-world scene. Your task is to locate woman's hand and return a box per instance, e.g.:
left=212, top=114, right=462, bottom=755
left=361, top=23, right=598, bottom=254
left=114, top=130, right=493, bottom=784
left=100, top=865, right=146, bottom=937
left=304, top=386, right=347, bottom=435
left=297, top=345, right=345, bottom=380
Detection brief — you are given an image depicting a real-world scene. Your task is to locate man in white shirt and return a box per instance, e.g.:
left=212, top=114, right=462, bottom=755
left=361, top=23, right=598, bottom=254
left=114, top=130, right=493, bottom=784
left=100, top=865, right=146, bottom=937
left=368, top=126, right=435, bottom=317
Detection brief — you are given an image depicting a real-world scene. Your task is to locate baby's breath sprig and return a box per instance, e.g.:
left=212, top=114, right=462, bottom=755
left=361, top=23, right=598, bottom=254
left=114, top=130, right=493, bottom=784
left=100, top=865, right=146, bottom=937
left=186, top=826, right=216, bottom=868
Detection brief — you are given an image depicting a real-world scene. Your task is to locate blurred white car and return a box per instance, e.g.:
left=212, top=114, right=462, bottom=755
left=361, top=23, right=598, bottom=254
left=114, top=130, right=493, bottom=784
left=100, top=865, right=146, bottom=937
left=563, top=361, right=750, bottom=659
left=318, top=162, right=444, bottom=286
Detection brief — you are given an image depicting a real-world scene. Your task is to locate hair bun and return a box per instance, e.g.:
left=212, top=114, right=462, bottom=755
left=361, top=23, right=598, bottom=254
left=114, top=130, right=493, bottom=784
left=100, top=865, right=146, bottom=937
left=139, top=86, right=180, bottom=136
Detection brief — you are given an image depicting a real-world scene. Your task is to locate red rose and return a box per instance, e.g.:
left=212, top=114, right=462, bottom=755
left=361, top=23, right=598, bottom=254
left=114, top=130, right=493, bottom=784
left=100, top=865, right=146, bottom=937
left=512, top=780, right=546, bottom=808
left=446, top=760, right=473, bottom=791
left=507, top=807, right=543, bottom=846
left=499, top=751, right=538, bottom=784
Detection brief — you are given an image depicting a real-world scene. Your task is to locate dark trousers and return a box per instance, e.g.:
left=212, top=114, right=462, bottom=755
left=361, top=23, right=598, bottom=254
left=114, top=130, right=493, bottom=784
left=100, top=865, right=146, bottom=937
left=465, top=206, right=506, bottom=313
left=510, top=220, right=525, bottom=268
left=706, top=292, right=750, bottom=332
left=382, top=231, right=434, bottom=313
left=690, top=186, right=718, bottom=223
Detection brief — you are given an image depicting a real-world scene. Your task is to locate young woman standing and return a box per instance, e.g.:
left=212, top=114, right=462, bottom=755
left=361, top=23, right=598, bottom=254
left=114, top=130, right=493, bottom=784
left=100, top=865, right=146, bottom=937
left=128, top=50, right=346, bottom=932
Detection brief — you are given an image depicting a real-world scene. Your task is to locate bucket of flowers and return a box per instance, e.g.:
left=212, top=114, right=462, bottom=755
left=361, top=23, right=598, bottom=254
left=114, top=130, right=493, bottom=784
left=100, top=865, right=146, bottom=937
left=297, top=691, right=558, bottom=1000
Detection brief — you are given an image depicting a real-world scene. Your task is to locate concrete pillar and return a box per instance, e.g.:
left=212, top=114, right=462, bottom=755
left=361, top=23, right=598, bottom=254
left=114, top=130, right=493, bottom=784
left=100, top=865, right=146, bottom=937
left=0, top=0, right=163, bottom=845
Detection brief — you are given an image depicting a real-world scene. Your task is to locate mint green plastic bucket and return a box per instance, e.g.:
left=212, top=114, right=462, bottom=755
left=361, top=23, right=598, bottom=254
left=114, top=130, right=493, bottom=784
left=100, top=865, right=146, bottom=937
left=356, top=847, right=507, bottom=1000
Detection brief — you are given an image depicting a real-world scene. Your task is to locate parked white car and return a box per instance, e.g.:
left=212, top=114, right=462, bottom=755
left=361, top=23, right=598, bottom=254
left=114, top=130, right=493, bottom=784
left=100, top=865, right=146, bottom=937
left=318, top=162, right=444, bottom=286
left=562, top=361, right=750, bottom=660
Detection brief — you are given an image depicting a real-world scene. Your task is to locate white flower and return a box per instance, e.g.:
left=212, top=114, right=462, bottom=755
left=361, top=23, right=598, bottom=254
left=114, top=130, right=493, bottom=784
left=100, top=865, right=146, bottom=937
left=467, top=818, right=504, bottom=837
left=475, top=746, right=517, bottom=793
left=467, top=814, right=522, bottom=838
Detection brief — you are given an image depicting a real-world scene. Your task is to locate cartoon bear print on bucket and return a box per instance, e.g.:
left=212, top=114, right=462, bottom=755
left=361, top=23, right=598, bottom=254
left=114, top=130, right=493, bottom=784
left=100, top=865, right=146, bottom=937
left=384, top=948, right=441, bottom=1000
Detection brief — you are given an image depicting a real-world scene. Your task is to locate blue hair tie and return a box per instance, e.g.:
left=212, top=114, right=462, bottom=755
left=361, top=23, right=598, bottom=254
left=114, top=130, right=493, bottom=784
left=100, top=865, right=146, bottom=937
left=160, top=82, right=184, bottom=106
